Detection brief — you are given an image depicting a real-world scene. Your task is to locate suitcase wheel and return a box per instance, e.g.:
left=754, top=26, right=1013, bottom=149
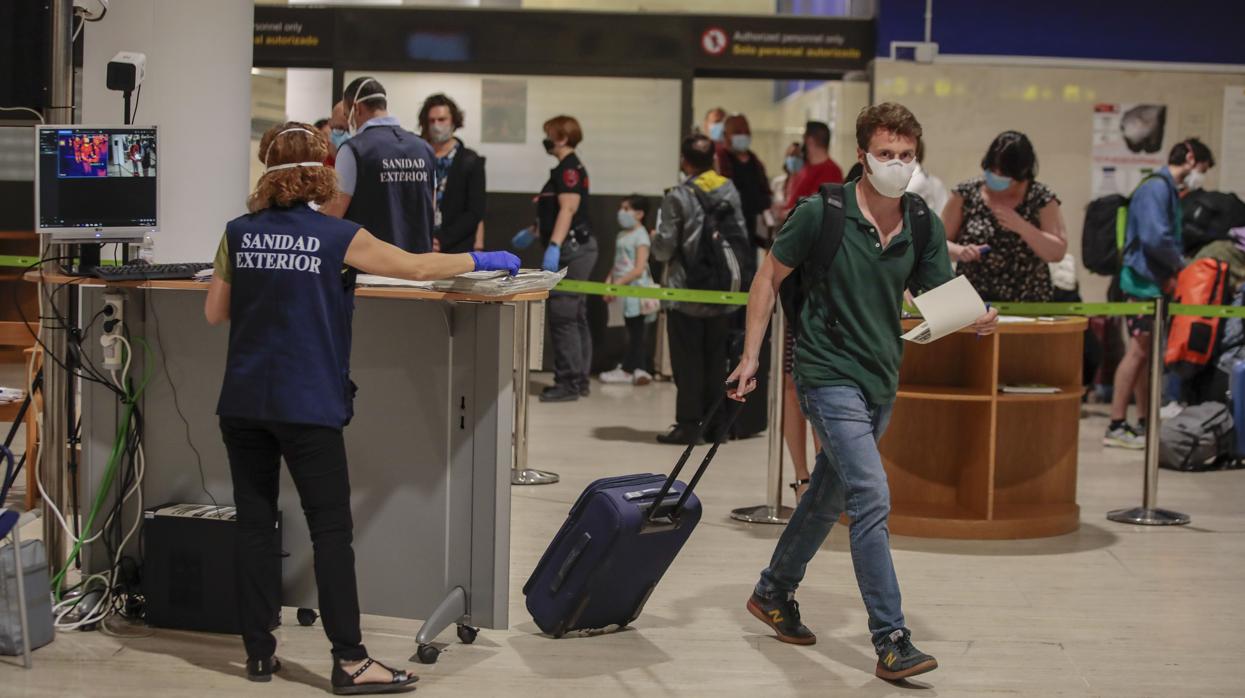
left=296, top=608, right=318, bottom=627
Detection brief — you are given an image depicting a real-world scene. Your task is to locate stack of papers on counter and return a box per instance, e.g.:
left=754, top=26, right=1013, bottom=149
left=356, top=268, right=566, bottom=295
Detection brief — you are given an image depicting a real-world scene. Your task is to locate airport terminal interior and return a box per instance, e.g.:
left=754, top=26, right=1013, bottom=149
left=1, top=1, right=1243, bottom=696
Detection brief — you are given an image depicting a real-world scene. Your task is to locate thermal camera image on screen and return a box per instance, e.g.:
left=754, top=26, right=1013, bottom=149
left=55, top=132, right=157, bottom=179
left=58, top=133, right=110, bottom=178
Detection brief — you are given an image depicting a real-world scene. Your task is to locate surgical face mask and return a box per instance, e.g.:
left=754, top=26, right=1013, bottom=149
left=329, top=129, right=350, bottom=148
left=708, top=121, right=725, bottom=142
left=1184, top=167, right=1206, bottom=190
left=785, top=155, right=804, bottom=174
left=345, top=78, right=386, bottom=134
left=864, top=153, right=917, bottom=199
left=617, top=210, right=638, bottom=229
left=983, top=169, right=1013, bottom=192
left=542, top=137, right=557, bottom=154
left=428, top=122, right=454, bottom=144
left=730, top=134, right=751, bottom=153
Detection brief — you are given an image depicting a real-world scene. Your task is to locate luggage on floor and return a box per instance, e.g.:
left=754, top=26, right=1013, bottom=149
left=0, top=538, right=53, bottom=656
left=1233, top=361, right=1245, bottom=457
left=523, top=389, right=740, bottom=637
left=1166, top=258, right=1230, bottom=379
left=1159, top=401, right=1234, bottom=471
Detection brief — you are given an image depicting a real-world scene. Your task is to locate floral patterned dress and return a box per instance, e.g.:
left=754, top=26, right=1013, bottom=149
left=952, top=177, right=1059, bottom=302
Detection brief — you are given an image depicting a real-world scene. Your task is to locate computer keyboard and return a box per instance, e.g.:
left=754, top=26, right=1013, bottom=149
left=93, top=262, right=213, bottom=281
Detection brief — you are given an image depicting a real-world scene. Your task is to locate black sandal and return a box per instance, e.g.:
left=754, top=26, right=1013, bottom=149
left=246, top=656, right=282, bottom=682
left=331, top=658, right=419, bottom=695
left=789, top=478, right=811, bottom=496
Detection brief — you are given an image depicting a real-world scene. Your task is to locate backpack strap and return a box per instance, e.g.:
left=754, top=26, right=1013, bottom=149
left=903, top=192, right=932, bottom=293
left=806, top=182, right=846, bottom=276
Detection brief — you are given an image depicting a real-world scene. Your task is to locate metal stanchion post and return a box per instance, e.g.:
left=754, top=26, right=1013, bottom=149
left=511, top=301, right=559, bottom=486
left=731, top=305, right=793, bottom=525
left=1108, top=295, right=1190, bottom=526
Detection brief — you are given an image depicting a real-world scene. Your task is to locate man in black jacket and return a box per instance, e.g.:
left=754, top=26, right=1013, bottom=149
left=420, top=93, right=487, bottom=254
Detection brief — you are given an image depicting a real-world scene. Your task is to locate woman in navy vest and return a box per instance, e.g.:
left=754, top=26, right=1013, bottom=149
left=205, top=122, right=518, bottom=693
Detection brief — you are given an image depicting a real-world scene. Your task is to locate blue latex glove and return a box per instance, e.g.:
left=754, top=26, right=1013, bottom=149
left=470, top=250, right=521, bottom=276
left=542, top=243, right=561, bottom=272
left=512, top=226, right=536, bottom=250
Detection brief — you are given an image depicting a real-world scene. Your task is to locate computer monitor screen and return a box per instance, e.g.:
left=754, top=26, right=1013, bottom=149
left=36, top=125, right=158, bottom=240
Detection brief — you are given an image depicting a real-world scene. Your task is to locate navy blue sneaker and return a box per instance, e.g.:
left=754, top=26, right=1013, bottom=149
left=875, top=629, right=938, bottom=680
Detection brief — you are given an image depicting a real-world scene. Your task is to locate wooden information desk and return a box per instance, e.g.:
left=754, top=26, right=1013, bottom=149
left=879, top=317, right=1087, bottom=540
left=33, top=272, right=544, bottom=660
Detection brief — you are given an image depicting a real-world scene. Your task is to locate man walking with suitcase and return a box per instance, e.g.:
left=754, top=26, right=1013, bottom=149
left=727, top=103, right=998, bottom=681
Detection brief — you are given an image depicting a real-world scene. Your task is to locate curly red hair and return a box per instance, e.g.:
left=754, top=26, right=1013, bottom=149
left=247, top=121, right=338, bottom=213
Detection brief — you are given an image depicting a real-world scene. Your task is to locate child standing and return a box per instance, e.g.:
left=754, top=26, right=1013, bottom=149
left=601, top=194, right=659, bottom=386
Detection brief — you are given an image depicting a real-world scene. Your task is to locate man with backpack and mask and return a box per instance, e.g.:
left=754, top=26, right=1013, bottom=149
left=652, top=134, right=752, bottom=445
left=1105, top=138, right=1216, bottom=448
left=727, top=103, right=998, bottom=681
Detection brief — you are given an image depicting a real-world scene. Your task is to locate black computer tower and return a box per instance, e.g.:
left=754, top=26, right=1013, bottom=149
left=141, top=504, right=281, bottom=634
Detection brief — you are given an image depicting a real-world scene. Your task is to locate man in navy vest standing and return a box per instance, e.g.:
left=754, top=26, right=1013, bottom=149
left=323, top=76, right=436, bottom=253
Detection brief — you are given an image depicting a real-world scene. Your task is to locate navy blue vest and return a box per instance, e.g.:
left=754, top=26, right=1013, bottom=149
left=342, top=125, right=435, bottom=253
left=217, top=205, right=360, bottom=428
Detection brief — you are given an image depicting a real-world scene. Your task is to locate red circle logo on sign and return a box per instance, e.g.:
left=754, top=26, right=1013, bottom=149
left=701, top=27, right=728, bottom=57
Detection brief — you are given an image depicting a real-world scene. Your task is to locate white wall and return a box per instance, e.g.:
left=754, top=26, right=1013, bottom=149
left=284, top=69, right=333, bottom=125
left=82, top=0, right=253, bottom=262
left=347, top=71, right=683, bottom=195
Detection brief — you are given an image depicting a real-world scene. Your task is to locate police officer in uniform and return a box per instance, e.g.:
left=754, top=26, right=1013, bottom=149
left=206, top=122, right=518, bottom=692
left=322, top=76, right=436, bottom=253
left=528, top=115, right=596, bottom=402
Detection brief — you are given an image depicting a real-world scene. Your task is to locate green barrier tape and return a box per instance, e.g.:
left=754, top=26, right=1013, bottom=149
left=555, top=279, right=749, bottom=306
left=0, top=255, right=42, bottom=269
left=1170, top=304, right=1245, bottom=319
left=990, top=301, right=1155, bottom=317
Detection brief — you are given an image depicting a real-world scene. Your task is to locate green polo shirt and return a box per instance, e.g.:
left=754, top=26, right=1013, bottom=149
left=771, top=182, right=954, bottom=406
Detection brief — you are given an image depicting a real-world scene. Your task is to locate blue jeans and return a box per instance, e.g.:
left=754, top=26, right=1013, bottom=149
left=754, top=384, right=905, bottom=647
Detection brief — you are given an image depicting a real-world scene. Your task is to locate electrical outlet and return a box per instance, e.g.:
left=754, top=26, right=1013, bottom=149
left=102, top=293, right=124, bottom=337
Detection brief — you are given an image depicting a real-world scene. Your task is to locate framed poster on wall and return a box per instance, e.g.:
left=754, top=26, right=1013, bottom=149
left=1091, top=103, right=1168, bottom=199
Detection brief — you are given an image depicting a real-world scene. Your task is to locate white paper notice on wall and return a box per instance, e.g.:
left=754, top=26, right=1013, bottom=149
left=901, top=275, right=988, bottom=344
left=1220, top=86, right=1245, bottom=197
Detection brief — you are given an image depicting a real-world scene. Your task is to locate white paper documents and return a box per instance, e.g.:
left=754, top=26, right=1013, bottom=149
left=356, top=268, right=566, bottom=295
left=901, top=275, right=987, bottom=344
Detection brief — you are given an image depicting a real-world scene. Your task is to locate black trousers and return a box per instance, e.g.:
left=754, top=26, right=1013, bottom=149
left=667, top=309, right=730, bottom=426
left=548, top=238, right=598, bottom=390
left=220, top=417, right=368, bottom=663
left=622, top=315, right=650, bottom=374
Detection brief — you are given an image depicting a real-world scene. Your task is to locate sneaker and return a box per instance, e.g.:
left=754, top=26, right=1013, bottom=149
left=874, top=629, right=938, bottom=681
left=632, top=369, right=653, bottom=386
left=1103, top=423, right=1145, bottom=450
left=580, top=383, right=591, bottom=398
left=599, top=367, right=633, bottom=384
left=1160, top=402, right=1184, bottom=420
left=539, top=384, right=579, bottom=403
left=656, top=423, right=704, bottom=445
left=746, top=591, right=816, bottom=645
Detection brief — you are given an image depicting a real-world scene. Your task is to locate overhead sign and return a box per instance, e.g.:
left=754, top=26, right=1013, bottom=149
left=253, top=6, right=874, bottom=78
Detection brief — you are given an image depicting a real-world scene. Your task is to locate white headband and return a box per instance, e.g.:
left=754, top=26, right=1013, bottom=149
left=263, top=161, right=324, bottom=175
left=261, top=127, right=320, bottom=167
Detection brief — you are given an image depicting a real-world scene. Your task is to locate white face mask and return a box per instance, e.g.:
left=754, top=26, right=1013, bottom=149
left=428, top=122, right=454, bottom=144
left=345, top=78, right=387, bottom=134
left=1184, top=167, right=1206, bottom=190
left=864, top=153, right=918, bottom=198
left=261, top=127, right=322, bottom=174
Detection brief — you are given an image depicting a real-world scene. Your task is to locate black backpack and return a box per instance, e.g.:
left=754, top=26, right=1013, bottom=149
left=682, top=184, right=753, bottom=293
left=1082, top=174, right=1168, bottom=276
left=1182, top=190, right=1245, bottom=254
left=779, top=183, right=932, bottom=335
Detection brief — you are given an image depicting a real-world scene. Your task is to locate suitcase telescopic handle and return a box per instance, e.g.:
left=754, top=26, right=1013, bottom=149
left=646, top=380, right=741, bottom=523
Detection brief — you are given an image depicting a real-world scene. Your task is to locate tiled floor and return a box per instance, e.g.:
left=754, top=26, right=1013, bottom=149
left=4, top=378, right=1243, bottom=697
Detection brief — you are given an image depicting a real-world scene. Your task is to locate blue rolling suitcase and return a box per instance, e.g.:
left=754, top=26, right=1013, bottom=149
left=1232, top=360, right=1245, bottom=456
left=523, top=391, right=739, bottom=637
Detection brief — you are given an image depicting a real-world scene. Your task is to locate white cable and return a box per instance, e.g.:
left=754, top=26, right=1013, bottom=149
left=0, top=106, right=45, bottom=123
